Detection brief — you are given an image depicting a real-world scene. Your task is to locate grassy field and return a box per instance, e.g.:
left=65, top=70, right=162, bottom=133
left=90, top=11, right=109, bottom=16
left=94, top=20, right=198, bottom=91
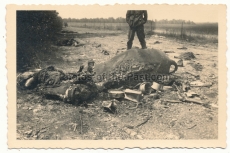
left=67, top=22, right=218, bottom=44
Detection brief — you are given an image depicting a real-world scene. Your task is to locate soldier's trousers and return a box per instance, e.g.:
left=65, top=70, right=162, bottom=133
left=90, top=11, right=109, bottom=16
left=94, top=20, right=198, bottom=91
left=127, top=25, right=147, bottom=49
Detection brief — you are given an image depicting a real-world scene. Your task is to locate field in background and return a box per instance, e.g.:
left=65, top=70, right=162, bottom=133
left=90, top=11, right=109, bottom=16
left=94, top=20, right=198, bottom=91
left=67, top=22, right=218, bottom=44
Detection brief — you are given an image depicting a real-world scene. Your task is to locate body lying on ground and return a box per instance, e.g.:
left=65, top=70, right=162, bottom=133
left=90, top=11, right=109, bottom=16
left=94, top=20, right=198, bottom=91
left=17, top=65, right=98, bottom=105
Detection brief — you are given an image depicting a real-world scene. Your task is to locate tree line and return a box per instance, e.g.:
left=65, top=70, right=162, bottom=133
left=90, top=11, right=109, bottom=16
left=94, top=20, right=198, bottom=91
left=63, top=17, right=196, bottom=24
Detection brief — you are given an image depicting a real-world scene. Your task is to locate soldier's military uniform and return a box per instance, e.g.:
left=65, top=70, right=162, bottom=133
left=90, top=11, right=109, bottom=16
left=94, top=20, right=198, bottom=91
left=126, top=10, right=148, bottom=49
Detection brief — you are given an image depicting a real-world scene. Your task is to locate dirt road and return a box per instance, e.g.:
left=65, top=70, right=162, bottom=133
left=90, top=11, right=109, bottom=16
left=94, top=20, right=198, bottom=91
left=17, top=26, right=218, bottom=140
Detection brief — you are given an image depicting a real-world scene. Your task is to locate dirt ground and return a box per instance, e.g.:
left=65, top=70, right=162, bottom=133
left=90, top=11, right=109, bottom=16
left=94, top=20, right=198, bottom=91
left=17, top=26, right=218, bottom=140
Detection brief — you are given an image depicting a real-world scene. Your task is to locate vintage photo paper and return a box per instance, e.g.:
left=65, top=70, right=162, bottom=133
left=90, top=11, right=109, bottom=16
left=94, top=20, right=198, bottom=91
left=7, top=4, right=227, bottom=148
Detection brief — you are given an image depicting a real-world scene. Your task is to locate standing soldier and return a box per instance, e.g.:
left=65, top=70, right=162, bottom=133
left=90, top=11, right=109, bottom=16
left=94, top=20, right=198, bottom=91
left=126, top=10, right=148, bottom=49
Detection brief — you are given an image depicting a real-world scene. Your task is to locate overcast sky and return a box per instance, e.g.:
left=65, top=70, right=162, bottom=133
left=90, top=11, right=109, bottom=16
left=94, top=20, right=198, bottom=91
left=56, top=5, right=219, bottom=23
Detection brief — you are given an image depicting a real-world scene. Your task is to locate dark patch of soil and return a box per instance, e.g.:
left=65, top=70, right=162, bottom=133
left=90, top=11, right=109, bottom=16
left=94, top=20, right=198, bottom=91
left=179, top=52, right=196, bottom=60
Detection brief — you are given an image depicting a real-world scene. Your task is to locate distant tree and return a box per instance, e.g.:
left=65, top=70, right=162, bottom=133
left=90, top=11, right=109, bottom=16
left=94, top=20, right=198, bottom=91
left=156, top=19, right=195, bottom=24
left=64, top=22, right=68, bottom=27
left=67, top=17, right=71, bottom=22
left=108, top=17, right=115, bottom=23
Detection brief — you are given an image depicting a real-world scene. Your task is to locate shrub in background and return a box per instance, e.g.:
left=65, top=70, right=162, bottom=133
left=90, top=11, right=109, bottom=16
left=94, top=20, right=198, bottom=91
left=17, top=11, right=63, bottom=71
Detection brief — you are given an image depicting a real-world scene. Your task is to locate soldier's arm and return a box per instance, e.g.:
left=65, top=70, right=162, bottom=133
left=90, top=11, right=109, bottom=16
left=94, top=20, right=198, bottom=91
left=126, top=10, right=131, bottom=23
left=143, top=10, right=148, bottom=23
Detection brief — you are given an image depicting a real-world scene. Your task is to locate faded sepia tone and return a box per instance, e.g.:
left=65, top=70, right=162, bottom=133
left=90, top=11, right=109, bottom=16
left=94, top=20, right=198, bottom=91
left=7, top=4, right=226, bottom=148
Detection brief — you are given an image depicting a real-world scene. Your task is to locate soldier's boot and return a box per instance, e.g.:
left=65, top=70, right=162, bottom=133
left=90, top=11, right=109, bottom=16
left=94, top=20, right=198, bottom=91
left=140, top=41, right=147, bottom=49
left=127, top=42, right=133, bottom=50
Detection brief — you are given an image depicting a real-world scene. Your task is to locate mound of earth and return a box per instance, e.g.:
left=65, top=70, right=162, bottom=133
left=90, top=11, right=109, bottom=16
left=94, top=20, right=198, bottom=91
left=188, top=62, right=203, bottom=71
left=93, top=48, right=178, bottom=88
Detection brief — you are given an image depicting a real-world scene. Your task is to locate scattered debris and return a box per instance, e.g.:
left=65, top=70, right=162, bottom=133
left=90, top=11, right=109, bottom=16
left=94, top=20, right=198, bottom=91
left=125, top=124, right=135, bottom=129
left=182, top=82, right=190, bottom=92
left=125, top=116, right=152, bottom=129
left=123, top=127, right=137, bottom=137
left=154, top=41, right=161, bottom=44
left=177, top=46, right=187, bottom=50
left=186, top=96, right=205, bottom=105
left=187, top=124, right=197, bottom=129
left=190, top=80, right=212, bottom=87
left=163, top=86, right=174, bottom=91
left=178, top=52, right=196, bottom=60
left=72, top=123, right=77, bottom=132
left=118, top=47, right=126, bottom=50
left=209, top=74, right=216, bottom=79
left=87, top=59, right=95, bottom=74
left=92, top=43, right=101, bottom=48
left=170, top=119, right=177, bottom=127
left=57, top=38, right=85, bottom=47
left=139, top=82, right=152, bottom=94
left=39, top=128, right=47, bottom=133
left=95, top=82, right=105, bottom=92
left=185, top=91, right=198, bottom=98
left=164, top=51, right=175, bottom=53
left=148, top=93, right=160, bottom=99
left=135, top=116, right=152, bottom=128
left=132, top=83, right=142, bottom=89
left=176, top=59, right=183, bottom=67
left=151, top=82, right=163, bottom=91
left=101, top=50, right=109, bottom=55
left=173, top=82, right=206, bottom=105
left=163, top=99, right=182, bottom=103
left=126, top=103, right=139, bottom=110
left=185, top=71, right=200, bottom=78
left=188, top=62, right=203, bottom=71
left=24, top=130, right=33, bottom=135
left=108, top=90, right=125, bottom=99
left=102, top=100, right=117, bottom=114
left=124, top=89, right=143, bottom=103
left=209, top=103, right=218, bottom=109
left=176, top=91, right=184, bottom=101
left=136, top=135, right=143, bottom=139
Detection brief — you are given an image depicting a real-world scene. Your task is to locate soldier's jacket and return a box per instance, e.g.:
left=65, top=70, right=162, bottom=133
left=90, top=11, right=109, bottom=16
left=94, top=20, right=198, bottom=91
left=126, top=10, right=148, bottom=28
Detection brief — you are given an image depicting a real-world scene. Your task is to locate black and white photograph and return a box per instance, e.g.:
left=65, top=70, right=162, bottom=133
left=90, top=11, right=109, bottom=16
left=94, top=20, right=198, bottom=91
left=8, top=4, right=226, bottom=148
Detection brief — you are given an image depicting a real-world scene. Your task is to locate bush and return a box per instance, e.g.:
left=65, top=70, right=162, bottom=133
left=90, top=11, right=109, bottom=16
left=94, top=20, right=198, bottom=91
left=17, top=11, right=63, bottom=71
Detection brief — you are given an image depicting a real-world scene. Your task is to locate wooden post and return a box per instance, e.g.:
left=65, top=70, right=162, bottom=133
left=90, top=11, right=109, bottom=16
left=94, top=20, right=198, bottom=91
left=151, top=20, right=153, bottom=31
left=181, top=21, right=184, bottom=39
